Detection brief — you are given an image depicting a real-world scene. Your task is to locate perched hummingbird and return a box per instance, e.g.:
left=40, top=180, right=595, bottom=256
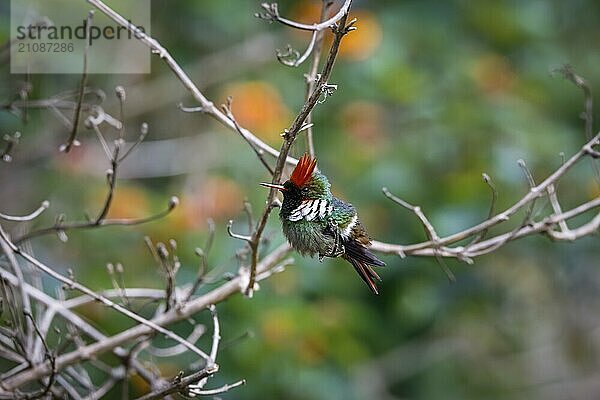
left=261, top=154, right=385, bottom=294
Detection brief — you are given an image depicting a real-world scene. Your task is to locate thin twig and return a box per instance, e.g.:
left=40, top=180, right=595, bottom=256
left=0, top=229, right=33, bottom=357
left=133, top=365, right=218, bottom=400
left=255, top=0, right=352, bottom=32
left=95, top=143, right=120, bottom=223
left=13, top=197, right=178, bottom=245
left=23, top=312, right=56, bottom=399
left=0, top=201, right=49, bottom=222
left=208, top=305, right=220, bottom=363
left=188, top=379, right=245, bottom=396
left=146, top=324, right=206, bottom=358
left=466, top=173, right=498, bottom=246
left=382, top=187, right=457, bottom=278
left=305, top=0, right=333, bottom=157
left=276, top=31, right=317, bottom=67
left=118, top=122, right=148, bottom=162
left=556, top=64, right=600, bottom=185
left=184, top=219, right=215, bottom=302
left=221, top=98, right=274, bottom=174
left=62, top=10, right=93, bottom=153
left=227, top=220, right=253, bottom=243
left=517, top=158, right=539, bottom=225
left=546, top=183, right=570, bottom=235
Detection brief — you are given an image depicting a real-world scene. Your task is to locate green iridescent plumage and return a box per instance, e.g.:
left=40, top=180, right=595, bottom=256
left=262, top=154, right=385, bottom=294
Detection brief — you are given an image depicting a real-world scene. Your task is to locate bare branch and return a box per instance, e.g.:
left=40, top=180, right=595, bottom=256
left=373, top=196, right=600, bottom=259
left=276, top=31, right=317, bottom=67
left=305, top=0, right=334, bottom=157
left=118, top=122, right=148, bottom=162
left=188, top=378, right=245, bottom=397
left=556, top=64, right=593, bottom=140
left=0, top=201, right=49, bottom=222
left=23, top=312, right=56, bottom=399
left=227, top=220, right=253, bottom=243
left=0, top=226, right=213, bottom=373
left=255, top=0, right=352, bottom=32
left=467, top=173, right=498, bottom=246
left=61, top=10, right=93, bottom=153
left=133, top=365, right=218, bottom=400
left=177, top=103, right=207, bottom=113
left=147, top=324, right=206, bottom=358
left=14, top=196, right=179, bottom=245
left=208, top=305, right=220, bottom=363
left=382, top=187, right=458, bottom=277
left=0, top=236, right=33, bottom=361
left=184, top=219, right=215, bottom=302
left=0, top=243, right=291, bottom=390
left=546, top=183, right=570, bottom=236
left=555, top=64, right=600, bottom=184
left=371, top=131, right=600, bottom=258
left=0, top=269, right=166, bottom=393
left=94, top=140, right=123, bottom=223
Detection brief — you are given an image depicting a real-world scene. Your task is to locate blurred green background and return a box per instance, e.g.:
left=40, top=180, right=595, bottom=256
left=2, top=0, right=600, bottom=399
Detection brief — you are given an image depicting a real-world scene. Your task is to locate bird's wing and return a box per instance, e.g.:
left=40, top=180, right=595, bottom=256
left=328, top=197, right=360, bottom=237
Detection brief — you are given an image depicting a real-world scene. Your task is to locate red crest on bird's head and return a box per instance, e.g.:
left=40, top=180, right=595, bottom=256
left=290, top=154, right=317, bottom=187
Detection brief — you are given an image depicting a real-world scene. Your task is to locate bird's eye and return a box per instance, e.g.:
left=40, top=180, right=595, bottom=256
left=301, top=187, right=309, bottom=194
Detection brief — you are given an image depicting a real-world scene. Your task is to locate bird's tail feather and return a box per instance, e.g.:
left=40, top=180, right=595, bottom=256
left=343, top=256, right=381, bottom=294
left=343, top=239, right=385, bottom=295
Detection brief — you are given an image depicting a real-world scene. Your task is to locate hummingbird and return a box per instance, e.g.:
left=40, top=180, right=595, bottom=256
left=261, top=154, right=385, bottom=294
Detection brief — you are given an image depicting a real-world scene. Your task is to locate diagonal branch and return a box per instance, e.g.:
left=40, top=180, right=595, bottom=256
left=86, top=0, right=298, bottom=168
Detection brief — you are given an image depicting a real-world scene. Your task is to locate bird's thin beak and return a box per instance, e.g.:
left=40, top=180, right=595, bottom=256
left=260, top=182, right=286, bottom=191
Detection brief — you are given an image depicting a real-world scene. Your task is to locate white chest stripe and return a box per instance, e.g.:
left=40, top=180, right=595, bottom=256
left=341, top=215, right=358, bottom=239
left=319, top=200, right=327, bottom=217
left=288, top=199, right=331, bottom=222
